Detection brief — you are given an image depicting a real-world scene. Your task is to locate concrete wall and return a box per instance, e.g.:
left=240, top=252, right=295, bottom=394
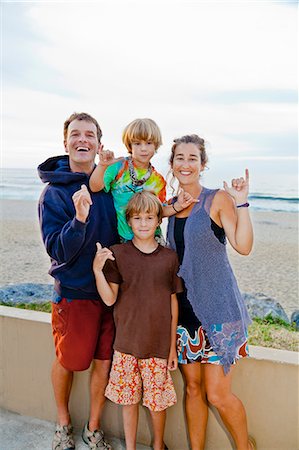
left=0, top=305, right=298, bottom=450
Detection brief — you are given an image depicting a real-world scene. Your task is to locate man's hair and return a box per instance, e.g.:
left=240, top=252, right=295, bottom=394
left=125, top=191, right=163, bottom=223
left=63, top=112, right=102, bottom=141
left=122, top=118, right=162, bottom=153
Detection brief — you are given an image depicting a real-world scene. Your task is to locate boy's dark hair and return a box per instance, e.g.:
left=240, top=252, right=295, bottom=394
left=125, top=191, right=163, bottom=223
left=63, top=112, right=102, bottom=141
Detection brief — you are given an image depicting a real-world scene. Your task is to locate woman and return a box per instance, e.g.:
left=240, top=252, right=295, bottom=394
left=167, top=134, right=255, bottom=450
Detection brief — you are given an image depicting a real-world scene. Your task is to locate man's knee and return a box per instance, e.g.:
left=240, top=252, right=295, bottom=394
left=92, top=359, right=111, bottom=380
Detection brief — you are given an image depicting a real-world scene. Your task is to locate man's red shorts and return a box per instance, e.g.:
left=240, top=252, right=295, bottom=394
left=52, top=298, right=115, bottom=371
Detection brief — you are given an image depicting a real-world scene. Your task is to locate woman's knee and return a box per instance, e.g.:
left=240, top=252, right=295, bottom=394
left=186, top=378, right=205, bottom=398
left=206, top=387, right=233, bottom=409
left=204, top=365, right=234, bottom=408
left=206, top=389, right=221, bottom=408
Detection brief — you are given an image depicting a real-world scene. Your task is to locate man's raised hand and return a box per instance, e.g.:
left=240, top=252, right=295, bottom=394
left=72, top=184, right=93, bottom=223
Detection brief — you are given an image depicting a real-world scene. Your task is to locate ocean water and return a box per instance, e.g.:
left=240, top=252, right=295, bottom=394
left=0, top=165, right=298, bottom=213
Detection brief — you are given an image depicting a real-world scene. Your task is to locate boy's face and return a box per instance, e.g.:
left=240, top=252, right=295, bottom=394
left=128, top=212, right=160, bottom=241
left=131, top=140, right=156, bottom=168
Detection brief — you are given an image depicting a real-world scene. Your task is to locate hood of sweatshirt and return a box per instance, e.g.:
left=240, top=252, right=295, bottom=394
left=37, top=155, right=94, bottom=185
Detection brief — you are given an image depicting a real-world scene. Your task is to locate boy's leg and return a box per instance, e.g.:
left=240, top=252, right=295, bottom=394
left=105, top=351, right=142, bottom=448
left=139, top=357, right=177, bottom=450
left=149, top=409, right=166, bottom=450
left=123, top=404, right=139, bottom=450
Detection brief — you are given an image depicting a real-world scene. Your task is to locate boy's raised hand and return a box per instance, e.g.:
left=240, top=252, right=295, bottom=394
left=98, top=147, right=124, bottom=167
left=177, top=188, right=199, bottom=210
left=93, top=242, right=115, bottom=273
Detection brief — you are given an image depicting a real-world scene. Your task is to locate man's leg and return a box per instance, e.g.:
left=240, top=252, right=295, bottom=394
left=82, top=304, right=114, bottom=447
left=87, top=300, right=115, bottom=431
left=51, top=357, right=73, bottom=425
left=88, top=359, right=111, bottom=431
left=82, top=359, right=113, bottom=449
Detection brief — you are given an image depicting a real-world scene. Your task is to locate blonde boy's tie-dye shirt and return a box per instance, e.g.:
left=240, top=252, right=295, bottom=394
left=103, top=157, right=166, bottom=240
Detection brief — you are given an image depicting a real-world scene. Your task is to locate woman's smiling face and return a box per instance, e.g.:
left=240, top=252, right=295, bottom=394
left=171, top=143, right=204, bottom=187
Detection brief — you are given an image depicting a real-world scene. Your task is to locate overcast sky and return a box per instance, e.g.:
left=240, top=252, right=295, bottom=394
left=1, top=0, right=297, bottom=180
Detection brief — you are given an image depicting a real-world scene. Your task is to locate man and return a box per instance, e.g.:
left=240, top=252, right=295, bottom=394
left=38, top=112, right=119, bottom=450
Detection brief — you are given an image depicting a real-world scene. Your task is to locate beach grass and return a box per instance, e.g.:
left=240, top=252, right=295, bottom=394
left=0, top=301, right=52, bottom=313
left=248, top=317, right=298, bottom=351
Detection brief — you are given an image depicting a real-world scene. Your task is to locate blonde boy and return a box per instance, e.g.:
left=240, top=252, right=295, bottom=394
left=89, top=118, right=195, bottom=242
left=93, top=191, right=182, bottom=450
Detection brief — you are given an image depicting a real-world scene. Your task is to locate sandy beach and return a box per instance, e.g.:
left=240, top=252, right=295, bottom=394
left=0, top=199, right=298, bottom=318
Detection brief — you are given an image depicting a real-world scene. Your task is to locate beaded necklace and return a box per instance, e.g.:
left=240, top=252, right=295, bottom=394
left=128, top=156, right=153, bottom=187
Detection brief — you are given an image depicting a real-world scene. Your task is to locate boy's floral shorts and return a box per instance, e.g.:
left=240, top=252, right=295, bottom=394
left=105, top=350, right=177, bottom=411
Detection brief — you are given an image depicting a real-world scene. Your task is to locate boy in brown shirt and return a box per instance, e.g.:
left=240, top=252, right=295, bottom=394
left=93, top=191, right=182, bottom=450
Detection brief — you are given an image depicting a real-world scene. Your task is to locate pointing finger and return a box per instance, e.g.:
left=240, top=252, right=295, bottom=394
left=96, top=242, right=102, bottom=251
left=245, top=168, right=249, bottom=182
left=81, top=184, right=88, bottom=191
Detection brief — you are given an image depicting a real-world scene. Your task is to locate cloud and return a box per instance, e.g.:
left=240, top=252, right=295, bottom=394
left=24, top=1, right=296, bottom=92
left=1, top=0, right=297, bottom=168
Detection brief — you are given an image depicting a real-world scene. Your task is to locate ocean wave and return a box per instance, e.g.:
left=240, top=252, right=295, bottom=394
left=0, top=169, right=298, bottom=212
left=251, top=206, right=297, bottom=213
left=249, top=193, right=298, bottom=203
left=0, top=183, right=42, bottom=190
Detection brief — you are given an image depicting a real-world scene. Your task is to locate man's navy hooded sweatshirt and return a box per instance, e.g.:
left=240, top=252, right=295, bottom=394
left=38, top=155, right=119, bottom=300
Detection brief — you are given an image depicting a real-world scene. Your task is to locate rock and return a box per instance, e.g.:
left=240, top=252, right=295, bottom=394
left=243, top=292, right=290, bottom=324
left=0, top=283, right=53, bottom=304
left=291, top=310, right=299, bottom=330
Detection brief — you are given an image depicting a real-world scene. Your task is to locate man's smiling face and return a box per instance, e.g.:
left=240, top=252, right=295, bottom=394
left=64, top=119, right=101, bottom=173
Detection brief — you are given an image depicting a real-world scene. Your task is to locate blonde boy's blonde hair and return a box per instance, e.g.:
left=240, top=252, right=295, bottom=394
left=122, top=118, right=162, bottom=153
left=125, top=191, right=163, bottom=223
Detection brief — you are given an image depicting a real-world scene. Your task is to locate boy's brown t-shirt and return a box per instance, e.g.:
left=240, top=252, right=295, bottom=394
left=103, top=241, right=182, bottom=359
